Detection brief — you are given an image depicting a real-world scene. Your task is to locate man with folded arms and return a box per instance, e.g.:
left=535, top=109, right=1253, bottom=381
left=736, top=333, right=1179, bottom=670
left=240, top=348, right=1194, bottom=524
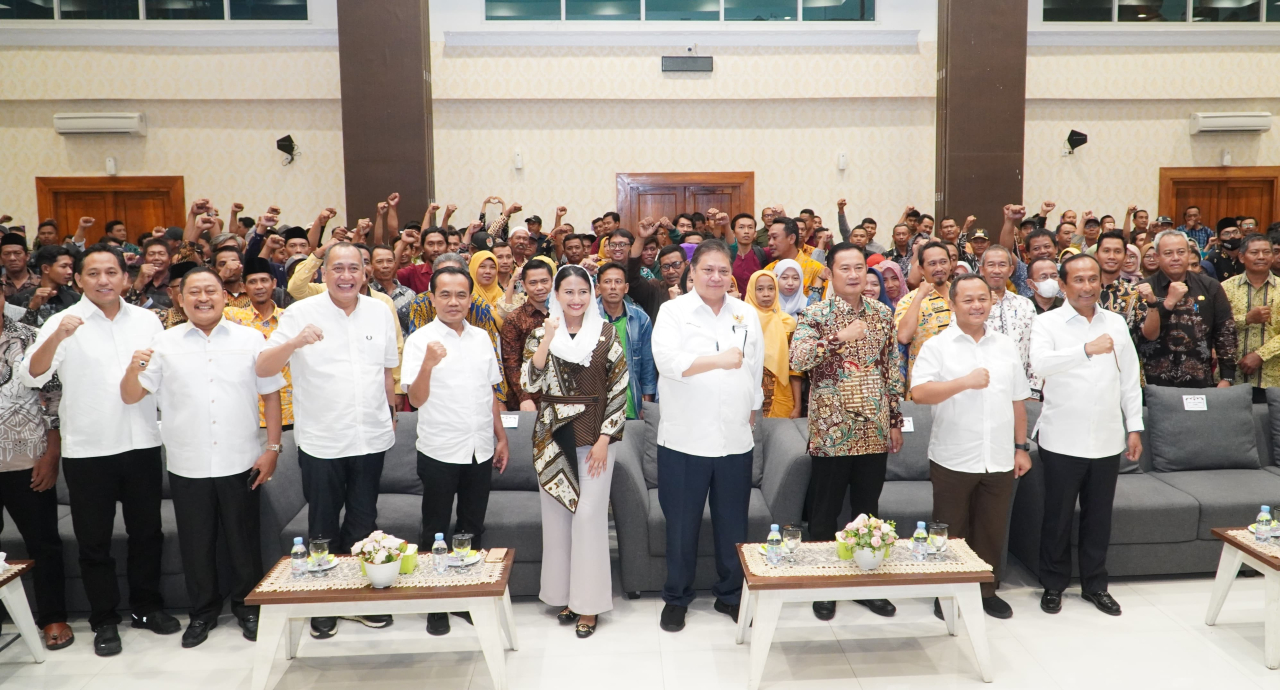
left=257, top=242, right=399, bottom=639
left=1030, top=253, right=1143, bottom=617
left=21, top=244, right=179, bottom=656
left=911, top=274, right=1031, bottom=620
left=120, top=267, right=284, bottom=648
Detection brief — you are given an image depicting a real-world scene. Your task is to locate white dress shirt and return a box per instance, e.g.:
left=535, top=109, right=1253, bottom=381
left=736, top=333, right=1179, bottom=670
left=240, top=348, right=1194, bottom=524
left=138, top=320, right=286, bottom=478
left=651, top=291, right=764, bottom=457
left=20, top=297, right=162, bottom=458
left=265, top=293, right=399, bottom=459
left=401, top=318, right=501, bottom=464
left=1030, top=302, right=1144, bottom=459
left=912, top=324, right=1031, bottom=473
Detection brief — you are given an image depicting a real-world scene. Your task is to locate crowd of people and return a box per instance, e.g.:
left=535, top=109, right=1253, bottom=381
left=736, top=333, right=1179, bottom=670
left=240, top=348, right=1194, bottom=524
left=0, top=193, right=1275, bottom=656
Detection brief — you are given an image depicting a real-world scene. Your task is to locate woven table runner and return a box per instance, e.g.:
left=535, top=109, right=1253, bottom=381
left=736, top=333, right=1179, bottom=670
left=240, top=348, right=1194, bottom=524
left=0, top=563, right=21, bottom=582
left=255, top=554, right=505, bottom=593
left=1227, top=530, right=1280, bottom=560
left=742, top=539, right=992, bottom=578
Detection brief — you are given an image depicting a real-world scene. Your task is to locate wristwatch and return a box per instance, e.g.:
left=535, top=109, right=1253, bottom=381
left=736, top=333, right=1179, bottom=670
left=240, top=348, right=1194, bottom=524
left=1014, top=443, right=1030, bottom=451
left=266, top=444, right=282, bottom=453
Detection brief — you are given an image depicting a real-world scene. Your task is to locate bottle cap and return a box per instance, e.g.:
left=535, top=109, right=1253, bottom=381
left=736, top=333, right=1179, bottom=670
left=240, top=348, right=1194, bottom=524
left=294, top=537, right=303, bottom=544
left=918, top=521, right=926, bottom=528
left=1266, top=506, right=1272, bottom=512
left=435, top=533, right=444, bottom=540
left=771, top=524, right=779, bottom=531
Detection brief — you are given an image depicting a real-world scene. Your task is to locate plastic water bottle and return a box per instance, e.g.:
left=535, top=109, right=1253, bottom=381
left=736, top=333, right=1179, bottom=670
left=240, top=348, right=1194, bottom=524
left=912, top=521, right=929, bottom=561
left=290, top=537, right=308, bottom=578
left=765, top=524, right=783, bottom=566
left=432, top=533, right=450, bottom=574
left=1257, top=506, right=1273, bottom=544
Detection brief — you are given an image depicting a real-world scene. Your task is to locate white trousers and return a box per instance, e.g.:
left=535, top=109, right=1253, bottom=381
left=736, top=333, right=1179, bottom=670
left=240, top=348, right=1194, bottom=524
left=538, top=444, right=616, bottom=616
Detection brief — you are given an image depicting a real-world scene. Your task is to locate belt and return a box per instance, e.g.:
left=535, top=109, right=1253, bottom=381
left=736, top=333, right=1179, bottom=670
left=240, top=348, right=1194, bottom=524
left=542, top=394, right=599, bottom=405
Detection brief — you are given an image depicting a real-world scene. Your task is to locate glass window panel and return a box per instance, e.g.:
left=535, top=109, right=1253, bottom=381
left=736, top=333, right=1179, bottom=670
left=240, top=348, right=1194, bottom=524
left=567, top=0, right=640, bottom=19
left=486, top=0, right=561, bottom=20
left=802, top=0, right=874, bottom=21
left=1043, top=0, right=1112, bottom=20
left=645, top=0, right=718, bottom=19
left=1119, top=0, right=1186, bottom=20
left=58, top=0, right=140, bottom=19
left=147, top=0, right=224, bottom=19
left=1193, top=0, right=1260, bottom=20
left=0, top=0, right=55, bottom=18
left=1269, top=0, right=1280, bottom=18
left=229, top=0, right=307, bottom=20
left=725, top=0, right=798, bottom=20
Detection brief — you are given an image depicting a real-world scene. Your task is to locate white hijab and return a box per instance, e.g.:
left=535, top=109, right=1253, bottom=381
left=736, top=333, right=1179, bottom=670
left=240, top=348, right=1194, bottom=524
left=774, top=258, right=808, bottom=319
left=547, top=265, right=606, bottom=367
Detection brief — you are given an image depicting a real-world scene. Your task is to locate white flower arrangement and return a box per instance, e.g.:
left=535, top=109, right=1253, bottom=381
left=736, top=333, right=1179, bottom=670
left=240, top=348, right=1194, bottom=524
left=836, top=514, right=898, bottom=555
left=351, top=531, right=408, bottom=565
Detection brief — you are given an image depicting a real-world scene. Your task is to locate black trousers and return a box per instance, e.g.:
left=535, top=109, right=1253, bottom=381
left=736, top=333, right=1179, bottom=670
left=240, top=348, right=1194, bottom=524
left=169, top=470, right=263, bottom=623
left=930, top=462, right=1015, bottom=598
left=808, top=453, right=889, bottom=543
left=1038, top=446, right=1120, bottom=593
left=297, top=449, right=384, bottom=554
left=657, top=446, right=752, bottom=607
left=0, top=468, right=66, bottom=627
left=62, top=447, right=165, bottom=629
left=417, top=453, right=493, bottom=550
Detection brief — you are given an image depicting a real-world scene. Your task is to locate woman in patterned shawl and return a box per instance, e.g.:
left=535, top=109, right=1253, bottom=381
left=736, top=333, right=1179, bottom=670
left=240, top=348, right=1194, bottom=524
left=522, top=265, right=628, bottom=639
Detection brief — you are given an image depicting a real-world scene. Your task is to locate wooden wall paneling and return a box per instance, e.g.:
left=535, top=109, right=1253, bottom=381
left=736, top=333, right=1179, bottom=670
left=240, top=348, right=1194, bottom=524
left=1159, top=166, right=1280, bottom=230
left=617, top=172, right=755, bottom=234
left=36, top=176, right=184, bottom=244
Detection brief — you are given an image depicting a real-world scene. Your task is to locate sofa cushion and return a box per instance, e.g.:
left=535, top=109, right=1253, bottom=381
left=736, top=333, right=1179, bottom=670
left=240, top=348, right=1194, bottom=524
left=39, top=500, right=184, bottom=578
left=1071, top=474, right=1201, bottom=544
left=492, top=411, right=540, bottom=492
left=1152, top=469, right=1280, bottom=540
left=380, top=413, right=424, bottom=495
left=877, top=481, right=934, bottom=536
left=646, top=487, right=773, bottom=556
left=1147, top=384, right=1259, bottom=472
left=887, top=402, right=932, bottom=482
left=642, top=402, right=764, bottom=490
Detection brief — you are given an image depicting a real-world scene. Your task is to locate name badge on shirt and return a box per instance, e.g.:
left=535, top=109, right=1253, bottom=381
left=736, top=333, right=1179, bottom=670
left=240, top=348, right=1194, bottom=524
left=902, top=417, right=914, bottom=433
left=500, top=413, right=520, bottom=428
left=1182, top=395, right=1207, bottom=411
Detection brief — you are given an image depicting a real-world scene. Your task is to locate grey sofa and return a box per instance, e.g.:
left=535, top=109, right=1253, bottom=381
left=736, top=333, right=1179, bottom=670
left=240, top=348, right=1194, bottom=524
left=611, top=402, right=813, bottom=597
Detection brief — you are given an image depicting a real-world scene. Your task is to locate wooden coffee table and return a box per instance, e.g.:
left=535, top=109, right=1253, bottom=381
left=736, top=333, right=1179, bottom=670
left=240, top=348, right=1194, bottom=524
left=734, top=544, right=995, bottom=688
left=1206, top=527, right=1280, bottom=669
left=0, top=561, right=44, bottom=663
left=244, top=550, right=517, bottom=690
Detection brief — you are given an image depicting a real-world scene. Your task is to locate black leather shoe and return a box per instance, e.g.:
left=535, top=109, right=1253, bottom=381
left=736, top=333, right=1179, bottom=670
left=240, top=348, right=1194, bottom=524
left=557, top=607, right=579, bottom=625
left=854, top=599, right=896, bottom=617
left=660, top=604, right=686, bottom=632
left=713, top=598, right=740, bottom=623
left=982, top=595, right=1013, bottom=619
left=426, top=612, right=451, bottom=636
left=131, top=611, right=180, bottom=635
left=93, top=624, right=122, bottom=657
left=933, top=598, right=945, bottom=621
left=181, top=619, right=215, bottom=648
left=1040, top=589, right=1063, bottom=614
left=1081, top=590, right=1122, bottom=616
left=812, top=601, right=836, bottom=621
left=340, top=614, right=393, bottom=629
left=575, top=619, right=597, bottom=638
left=238, top=614, right=258, bottom=641
left=310, top=617, right=338, bottom=639
left=451, top=612, right=473, bottom=626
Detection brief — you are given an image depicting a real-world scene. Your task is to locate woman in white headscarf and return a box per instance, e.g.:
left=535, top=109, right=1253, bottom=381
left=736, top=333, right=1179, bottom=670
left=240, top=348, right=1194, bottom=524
left=522, top=265, right=629, bottom=639
left=773, top=258, right=809, bottom=319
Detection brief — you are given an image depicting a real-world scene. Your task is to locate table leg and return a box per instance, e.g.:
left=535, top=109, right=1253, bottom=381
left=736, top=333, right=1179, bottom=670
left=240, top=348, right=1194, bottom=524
left=1206, top=544, right=1244, bottom=626
left=499, top=587, right=519, bottom=651
left=956, top=586, right=993, bottom=683
left=735, top=579, right=752, bottom=645
left=940, top=594, right=958, bottom=637
left=747, top=594, right=782, bottom=690
left=0, top=579, right=46, bottom=663
left=286, top=618, right=305, bottom=659
left=472, top=598, right=508, bottom=690
left=251, top=606, right=289, bottom=690
left=1266, top=573, right=1280, bottom=670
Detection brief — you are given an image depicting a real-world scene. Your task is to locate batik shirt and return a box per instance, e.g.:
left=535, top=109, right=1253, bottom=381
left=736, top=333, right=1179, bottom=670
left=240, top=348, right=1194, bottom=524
left=893, top=287, right=952, bottom=388
left=1099, top=278, right=1151, bottom=346
left=0, top=314, right=61, bottom=472
left=791, top=297, right=904, bottom=457
left=499, top=300, right=548, bottom=408
left=1223, top=273, right=1280, bottom=390
left=986, top=290, right=1040, bottom=396
left=1139, top=270, right=1238, bottom=387
left=224, top=305, right=295, bottom=426
left=372, top=279, right=416, bottom=335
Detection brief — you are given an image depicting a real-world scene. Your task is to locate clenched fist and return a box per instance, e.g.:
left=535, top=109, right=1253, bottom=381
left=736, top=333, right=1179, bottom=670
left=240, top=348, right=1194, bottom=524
left=130, top=348, right=154, bottom=371
left=422, top=341, right=447, bottom=368
left=78, top=216, right=95, bottom=229
left=542, top=317, right=560, bottom=342
left=836, top=319, right=867, bottom=343
left=55, top=315, right=84, bottom=342
left=231, top=202, right=245, bottom=213
left=387, top=192, right=400, bottom=207
left=719, top=347, right=744, bottom=370
left=292, top=324, right=324, bottom=348
left=1085, top=334, right=1114, bottom=357
left=965, top=367, right=990, bottom=390
left=1165, top=281, right=1189, bottom=307
left=1136, top=282, right=1156, bottom=305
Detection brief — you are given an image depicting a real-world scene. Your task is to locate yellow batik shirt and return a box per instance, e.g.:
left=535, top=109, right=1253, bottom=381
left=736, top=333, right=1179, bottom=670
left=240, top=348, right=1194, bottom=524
left=893, top=287, right=952, bottom=392
left=223, top=305, right=295, bottom=426
left=1224, top=273, right=1280, bottom=390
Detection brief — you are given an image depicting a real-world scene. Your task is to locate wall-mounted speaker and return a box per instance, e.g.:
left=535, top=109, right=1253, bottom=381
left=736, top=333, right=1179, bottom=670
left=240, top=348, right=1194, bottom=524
left=661, top=56, right=713, bottom=73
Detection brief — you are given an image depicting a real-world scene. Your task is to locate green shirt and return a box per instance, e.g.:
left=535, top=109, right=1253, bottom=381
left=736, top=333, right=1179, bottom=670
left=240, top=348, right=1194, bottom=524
left=607, top=309, right=635, bottom=419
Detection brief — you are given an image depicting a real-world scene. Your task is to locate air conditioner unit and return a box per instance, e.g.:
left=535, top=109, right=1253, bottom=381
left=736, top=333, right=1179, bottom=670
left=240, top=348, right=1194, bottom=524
left=1189, top=112, right=1272, bottom=134
left=53, top=112, right=147, bottom=136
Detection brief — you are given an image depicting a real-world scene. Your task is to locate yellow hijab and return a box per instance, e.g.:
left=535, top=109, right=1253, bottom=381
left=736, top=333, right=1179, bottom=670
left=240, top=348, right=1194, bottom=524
left=744, top=270, right=796, bottom=385
left=469, top=251, right=505, bottom=326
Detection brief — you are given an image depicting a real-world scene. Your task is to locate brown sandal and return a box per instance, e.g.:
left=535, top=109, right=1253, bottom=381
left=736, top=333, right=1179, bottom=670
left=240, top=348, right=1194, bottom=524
left=42, top=623, right=75, bottom=650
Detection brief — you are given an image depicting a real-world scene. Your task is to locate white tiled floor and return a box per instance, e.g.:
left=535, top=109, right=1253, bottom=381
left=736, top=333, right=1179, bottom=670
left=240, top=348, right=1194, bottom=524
left=6, top=562, right=1280, bottom=689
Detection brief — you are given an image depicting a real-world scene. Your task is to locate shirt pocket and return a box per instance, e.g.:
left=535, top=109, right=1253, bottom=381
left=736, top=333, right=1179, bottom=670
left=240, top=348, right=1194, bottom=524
left=358, top=331, right=389, bottom=365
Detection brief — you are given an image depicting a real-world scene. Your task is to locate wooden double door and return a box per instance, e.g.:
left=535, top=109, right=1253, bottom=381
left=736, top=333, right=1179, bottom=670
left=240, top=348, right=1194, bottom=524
left=36, top=176, right=186, bottom=245
left=616, top=172, right=755, bottom=234
left=1159, top=167, right=1280, bottom=231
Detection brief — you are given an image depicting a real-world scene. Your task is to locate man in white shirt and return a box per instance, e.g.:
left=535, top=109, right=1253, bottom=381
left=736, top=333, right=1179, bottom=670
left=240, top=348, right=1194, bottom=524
left=911, top=274, right=1032, bottom=620
left=20, top=244, right=180, bottom=657
left=402, top=266, right=509, bottom=637
left=1030, top=253, right=1143, bottom=618
left=650, top=240, right=764, bottom=633
left=120, top=267, right=285, bottom=649
left=257, top=242, right=399, bottom=639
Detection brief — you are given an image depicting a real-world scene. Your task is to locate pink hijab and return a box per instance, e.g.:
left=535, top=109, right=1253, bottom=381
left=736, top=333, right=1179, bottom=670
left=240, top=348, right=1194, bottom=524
left=877, top=261, right=907, bottom=307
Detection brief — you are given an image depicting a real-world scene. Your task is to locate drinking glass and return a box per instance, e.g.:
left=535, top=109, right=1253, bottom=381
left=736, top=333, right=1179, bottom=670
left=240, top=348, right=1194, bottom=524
left=452, top=533, right=473, bottom=572
left=308, top=538, right=330, bottom=575
left=928, top=523, right=949, bottom=557
left=781, top=526, right=803, bottom=564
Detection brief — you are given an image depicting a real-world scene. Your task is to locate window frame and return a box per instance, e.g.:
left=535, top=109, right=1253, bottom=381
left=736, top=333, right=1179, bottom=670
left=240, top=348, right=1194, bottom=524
left=1039, top=0, right=1273, bottom=23
left=6, top=0, right=310, bottom=21
left=487, top=0, right=876, bottom=22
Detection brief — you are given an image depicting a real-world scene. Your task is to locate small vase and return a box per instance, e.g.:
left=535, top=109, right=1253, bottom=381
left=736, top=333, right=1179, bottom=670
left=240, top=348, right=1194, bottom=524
left=364, top=560, right=401, bottom=588
left=853, top=547, right=886, bottom=571
left=836, top=541, right=855, bottom=561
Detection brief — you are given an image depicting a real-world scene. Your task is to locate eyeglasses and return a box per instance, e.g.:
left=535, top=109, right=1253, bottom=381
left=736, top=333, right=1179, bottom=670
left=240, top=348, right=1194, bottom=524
left=607, top=242, right=631, bottom=250
left=660, top=262, right=684, bottom=272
